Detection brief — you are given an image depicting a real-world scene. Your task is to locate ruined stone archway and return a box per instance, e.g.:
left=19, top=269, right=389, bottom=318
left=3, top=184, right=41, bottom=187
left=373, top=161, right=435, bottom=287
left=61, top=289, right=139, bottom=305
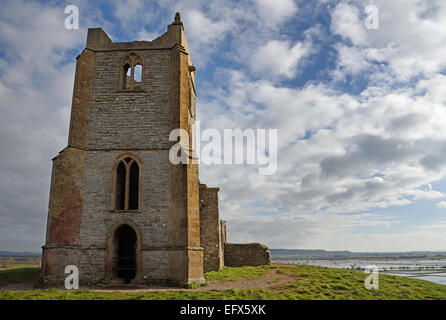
left=105, top=221, right=142, bottom=282
left=113, top=224, right=137, bottom=282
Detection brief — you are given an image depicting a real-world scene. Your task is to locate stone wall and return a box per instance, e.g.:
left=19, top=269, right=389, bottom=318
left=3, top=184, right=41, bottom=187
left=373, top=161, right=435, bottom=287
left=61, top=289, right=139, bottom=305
left=44, top=147, right=85, bottom=247
left=199, top=184, right=223, bottom=273
left=68, top=49, right=94, bottom=149
left=219, top=220, right=226, bottom=266
left=80, top=150, right=171, bottom=282
left=86, top=49, right=172, bottom=150
left=224, top=243, right=271, bottom=267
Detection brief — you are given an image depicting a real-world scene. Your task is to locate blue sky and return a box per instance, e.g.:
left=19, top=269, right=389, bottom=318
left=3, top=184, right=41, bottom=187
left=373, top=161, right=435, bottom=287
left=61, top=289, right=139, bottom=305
left=1, top=0, right=446, bottom=252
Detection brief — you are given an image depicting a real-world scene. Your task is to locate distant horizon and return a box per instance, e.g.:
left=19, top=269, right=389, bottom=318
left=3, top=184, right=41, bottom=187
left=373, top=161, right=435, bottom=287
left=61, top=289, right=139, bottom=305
left=4, top=248, right=446, bottom=256
left=269, top=248, right=446, bottom=254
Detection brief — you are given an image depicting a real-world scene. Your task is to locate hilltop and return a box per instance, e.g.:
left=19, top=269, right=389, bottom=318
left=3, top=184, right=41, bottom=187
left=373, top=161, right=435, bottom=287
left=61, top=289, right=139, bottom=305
left=1, top=264, right=446, bottom=300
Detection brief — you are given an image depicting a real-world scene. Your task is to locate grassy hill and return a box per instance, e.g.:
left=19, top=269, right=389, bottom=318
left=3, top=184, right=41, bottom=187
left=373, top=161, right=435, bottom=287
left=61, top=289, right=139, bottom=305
left=1, top=264, right=446, bottom=300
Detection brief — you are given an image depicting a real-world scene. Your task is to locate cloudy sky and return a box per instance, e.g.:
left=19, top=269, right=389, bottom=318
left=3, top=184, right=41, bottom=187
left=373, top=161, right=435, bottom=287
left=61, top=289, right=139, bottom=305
left=2, top=0, right=446, bottom=252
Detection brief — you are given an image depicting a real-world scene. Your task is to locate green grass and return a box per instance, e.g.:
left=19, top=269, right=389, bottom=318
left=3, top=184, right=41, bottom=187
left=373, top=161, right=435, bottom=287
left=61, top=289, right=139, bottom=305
left=0, top=266, right=41, bottom=287
left=275, top=264, right=446, bottom=300
left=204, top=265, right=276, bottom=282
left=1, top=264, right=446, bottom=300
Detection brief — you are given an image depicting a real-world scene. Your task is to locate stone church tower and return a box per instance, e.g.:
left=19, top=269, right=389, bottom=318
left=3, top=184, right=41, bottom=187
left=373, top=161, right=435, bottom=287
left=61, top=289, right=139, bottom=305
left=41, top=13, right=270, bottom=286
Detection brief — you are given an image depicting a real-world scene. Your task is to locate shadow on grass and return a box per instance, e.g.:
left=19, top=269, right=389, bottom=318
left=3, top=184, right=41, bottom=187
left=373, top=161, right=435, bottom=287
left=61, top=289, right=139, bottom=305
left=0, top=266, right=41, bottom=287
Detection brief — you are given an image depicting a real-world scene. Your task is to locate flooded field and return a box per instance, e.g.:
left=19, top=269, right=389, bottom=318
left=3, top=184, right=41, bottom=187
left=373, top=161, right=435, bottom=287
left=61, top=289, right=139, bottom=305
left=273, top=258, right=446, bottom=285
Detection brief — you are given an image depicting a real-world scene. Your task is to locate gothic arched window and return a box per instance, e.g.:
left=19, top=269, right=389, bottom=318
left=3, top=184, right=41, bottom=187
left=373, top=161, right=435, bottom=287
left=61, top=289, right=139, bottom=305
left=114, top=157, right=140, bottom=210
left=119, top=52, right=144, bottom=91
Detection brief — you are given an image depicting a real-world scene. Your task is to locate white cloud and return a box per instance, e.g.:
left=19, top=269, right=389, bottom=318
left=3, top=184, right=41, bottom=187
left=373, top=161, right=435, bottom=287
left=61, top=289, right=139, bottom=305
left=183, top=9, right=230, bottom=45
left=331, top=3, right=368, bottom=46
left=250, top=39, right=313, bottom=78
left=332, top=45, right=371, bottom=78
left=254, top=0, right=298, bottom=28
left=136, top=28, right=163, bottom=41
left=112, top=0, right=160, bottom=33
left=198, top=61, right=446, bottom=250
left=331, top=0, right=446, bottom=82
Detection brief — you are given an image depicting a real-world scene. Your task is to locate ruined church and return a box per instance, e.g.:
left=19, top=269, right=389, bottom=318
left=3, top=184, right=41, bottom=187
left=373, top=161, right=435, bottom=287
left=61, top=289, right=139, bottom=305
left=41, top=13, right=270, bottom=286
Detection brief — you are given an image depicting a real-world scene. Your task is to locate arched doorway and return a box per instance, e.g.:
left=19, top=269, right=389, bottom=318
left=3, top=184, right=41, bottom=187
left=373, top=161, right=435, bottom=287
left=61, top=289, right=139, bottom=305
left=112, top=224, right=137, bottom=283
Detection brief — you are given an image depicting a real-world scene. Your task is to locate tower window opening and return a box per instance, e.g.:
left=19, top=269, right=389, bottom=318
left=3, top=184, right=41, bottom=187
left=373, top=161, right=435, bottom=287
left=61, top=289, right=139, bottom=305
left=128, top=161, right=139, bottom=210
left=115, top=162, right=126, bottom=210
left=120, top=53, right=144, bottom=91
left=114, top=157, right=140, bottom=210
left=134, top=64, right=142, bottom=83
left=123, top=63, right=131, bottom=90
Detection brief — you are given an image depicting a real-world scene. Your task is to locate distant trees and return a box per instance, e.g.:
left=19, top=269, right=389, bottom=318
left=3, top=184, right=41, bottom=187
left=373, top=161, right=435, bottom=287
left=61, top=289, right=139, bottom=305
left=1, top=257, right=15, bottom=269
left=31, top=258, right=41, bottom=266
left=0, top=256, right=41, bottom=269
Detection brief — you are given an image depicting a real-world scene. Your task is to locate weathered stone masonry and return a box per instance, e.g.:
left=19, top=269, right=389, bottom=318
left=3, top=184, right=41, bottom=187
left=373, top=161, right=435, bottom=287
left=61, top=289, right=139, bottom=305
left=224, top=243, right=271, bottom=267
left=199, top=184, right=224, bottom=273
left=41, top=13, right=269, bottom=286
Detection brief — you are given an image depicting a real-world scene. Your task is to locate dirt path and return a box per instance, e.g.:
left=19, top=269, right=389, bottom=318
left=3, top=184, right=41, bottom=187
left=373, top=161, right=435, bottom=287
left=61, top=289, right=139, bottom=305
left=1, top=282, right=35, bottom=291
left=90, top=267, right=296, bottom=293
left=1, top=265, right=297, bottom=292
left=195, top=269, right=294, bottom=291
